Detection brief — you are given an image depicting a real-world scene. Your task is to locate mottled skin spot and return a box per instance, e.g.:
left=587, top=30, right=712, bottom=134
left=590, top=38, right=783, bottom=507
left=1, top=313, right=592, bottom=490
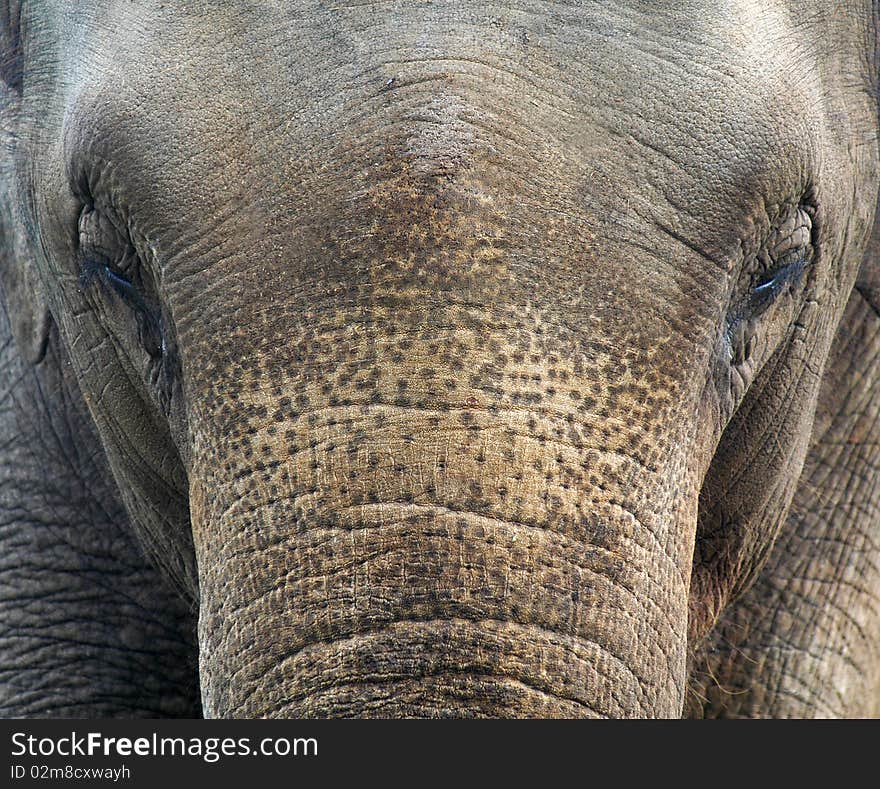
left=0, top=2, right=878, bottom=717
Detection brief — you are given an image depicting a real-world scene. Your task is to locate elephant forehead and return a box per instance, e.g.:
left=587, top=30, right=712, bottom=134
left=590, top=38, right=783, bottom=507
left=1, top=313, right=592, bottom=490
left=55, top=0, right=818, bottom=236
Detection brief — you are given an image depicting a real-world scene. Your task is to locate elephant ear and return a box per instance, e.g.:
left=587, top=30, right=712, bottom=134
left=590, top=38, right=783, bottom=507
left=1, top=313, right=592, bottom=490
left=0, top=1, right=51, bottom=364
left=857, top=9, right=880, bottom=314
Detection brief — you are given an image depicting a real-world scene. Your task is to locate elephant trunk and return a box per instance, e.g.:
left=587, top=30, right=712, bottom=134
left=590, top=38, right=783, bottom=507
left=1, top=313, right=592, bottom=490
left=165, top=67, right=716, bottom=716
left=187, top=344, right=694, bottom=717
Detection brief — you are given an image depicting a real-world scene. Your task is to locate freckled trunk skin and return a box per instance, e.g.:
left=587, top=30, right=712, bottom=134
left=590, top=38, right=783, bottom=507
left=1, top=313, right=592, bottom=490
left=687, top=289, right=880, bottom=717
left=185, top=262, right=704, bottom=717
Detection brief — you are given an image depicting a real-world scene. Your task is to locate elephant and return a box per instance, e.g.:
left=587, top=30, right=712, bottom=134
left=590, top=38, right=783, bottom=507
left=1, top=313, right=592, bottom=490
left=0, top=0, right=878, bottom=719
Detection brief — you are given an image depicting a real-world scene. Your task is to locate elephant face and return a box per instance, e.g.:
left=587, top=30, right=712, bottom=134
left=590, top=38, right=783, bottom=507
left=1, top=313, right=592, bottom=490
left=2, top=2, right=878, bottom=716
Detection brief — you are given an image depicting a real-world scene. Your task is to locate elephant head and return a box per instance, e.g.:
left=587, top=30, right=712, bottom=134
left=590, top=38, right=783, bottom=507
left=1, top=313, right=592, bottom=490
left=1, top=2, right=878, bottom=717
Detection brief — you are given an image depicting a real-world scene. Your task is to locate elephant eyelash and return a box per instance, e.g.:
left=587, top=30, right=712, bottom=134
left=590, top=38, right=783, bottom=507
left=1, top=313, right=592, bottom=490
left=746, top=256, right=807, bottom=319
left=80, top=258, right=147, bottom=314
left=725, top=255, right=808, bottom=358
left=80, top=258, right=167, bottom=359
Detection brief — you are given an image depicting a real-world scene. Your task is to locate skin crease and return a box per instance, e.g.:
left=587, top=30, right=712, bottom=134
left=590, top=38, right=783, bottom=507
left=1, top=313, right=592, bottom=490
left=0, top=1, right=877, bottom=717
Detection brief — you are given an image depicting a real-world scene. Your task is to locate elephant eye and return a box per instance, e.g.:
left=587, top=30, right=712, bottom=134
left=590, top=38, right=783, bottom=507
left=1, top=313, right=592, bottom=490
left=80, top=257, right=166, bottom=359
left=730, top=202, right=814, bottom=329
left=81, top=258, right=147, bottom=314
left=724, top=202, right=814, bottom=370
left=746, top=256, right=807, bottom=319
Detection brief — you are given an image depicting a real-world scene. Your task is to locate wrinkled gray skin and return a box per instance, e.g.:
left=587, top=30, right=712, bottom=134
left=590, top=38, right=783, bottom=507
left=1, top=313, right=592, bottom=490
left=1, top=1, right=878, bottom=718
